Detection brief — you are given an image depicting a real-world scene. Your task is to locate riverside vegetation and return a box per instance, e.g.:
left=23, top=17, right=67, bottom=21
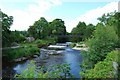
left=1, top=10, right=120, bottom=79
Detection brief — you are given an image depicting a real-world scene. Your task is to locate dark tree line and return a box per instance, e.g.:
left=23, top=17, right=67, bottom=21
left=28, top=18, right=67, bottom=43
left=2, top=10, right=119, bottom=48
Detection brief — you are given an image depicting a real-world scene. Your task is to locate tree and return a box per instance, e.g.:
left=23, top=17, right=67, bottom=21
left=28, top=17, right=49, bottom=39
left=85, top=23, right=118, bottom=66
left=48, top=19, right=67, bottom=42
left=1, top=10, right=13, bottom=47
left=71, top=22, right=86, bottom=42
left=83, top=24, right=95, bottom=40
left=19, top=30, right=29, bottom=37
left=97, top=12, right=120, bottom=47
left=49, top=19, right=66, bottom=35
left=11, top=30, right=26, bottom=43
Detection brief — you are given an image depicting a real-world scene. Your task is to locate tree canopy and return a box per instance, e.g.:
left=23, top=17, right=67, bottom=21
left=28, top=17, right=49, bottom=39
left=1, top=10, right=13, bottom=47
left=28, top=18, right=67, bottom=42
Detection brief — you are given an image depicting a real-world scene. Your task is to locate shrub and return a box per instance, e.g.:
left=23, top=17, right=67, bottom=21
left=34, top=39, right=43, bottom=44
left=28, top=47, right=40, bottom=55
left=78, top=42, right=84, bottom=45
left=80, top=50, right=119, bottom=78
left=85, top=24, right=118, bottom=64
left=70, top=43, right=76, bottom=48
left=34, top=39, right=49, bottom=48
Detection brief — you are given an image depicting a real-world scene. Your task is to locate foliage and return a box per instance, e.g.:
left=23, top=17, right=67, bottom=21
left=97, top=12, right=120, bottom=47
left=70, top=43, right=76, bottom=48
left=11, top=30, right=26, bottom=43
left=2, top=46, right=39, bottom=61
left=80, top=12, right=120, bottom=79
left=71, top=22, right=95, bottom=42
left=49, top=19, right=67, bottom=43
left=34, top=39, right=56, bottom=48
left=28, top=18, right=67, bottom=43
left=71, top=22, right=86, bottom=42
left=1, top=10, right=13, bottom=47
left=83, top=24, right=95, bottom=40
left=19, top=30, right=29, bottom=37
left=28, top=17, right=49, bottom=39
left=85, top=24, right=118, bottom=64
left=80, top=50, right=119, bottom=78
left=11, top=42, right=18, bottom=46
left=15, top=61, right=74, bottom=78
left=1, top=11, right=27, bottom=47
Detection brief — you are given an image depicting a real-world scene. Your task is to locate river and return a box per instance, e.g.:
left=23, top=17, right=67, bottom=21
left=2, top=46, right=83, bottom=78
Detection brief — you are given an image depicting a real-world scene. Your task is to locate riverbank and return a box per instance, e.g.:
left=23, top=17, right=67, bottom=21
left=72, top=47, right=88, bottom=51
left=72, top=43, right=88, bottom=51
left=2, top=46, right=83, bottom=78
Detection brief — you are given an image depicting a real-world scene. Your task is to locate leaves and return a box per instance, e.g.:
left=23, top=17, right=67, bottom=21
left=80, top=50, right=118, bottom=78
left=15, top=62, right=74, bottom=78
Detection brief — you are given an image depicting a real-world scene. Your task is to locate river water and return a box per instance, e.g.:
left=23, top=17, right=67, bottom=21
left=2, top=47, right=83, bottom=78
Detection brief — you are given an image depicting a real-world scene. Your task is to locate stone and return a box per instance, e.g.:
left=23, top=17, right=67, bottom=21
left=113, top=61, right=118, bottom=70
left=26, top=37, right=35, bottom=42
left=112, top=61, right=118, bottom=78
left=40, top=49, right=49, bottom=59
left=33, top=55, right=38, bottom=58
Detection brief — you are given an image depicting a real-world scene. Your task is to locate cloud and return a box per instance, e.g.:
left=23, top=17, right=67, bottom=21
left=0, top=0, right=35, bottom=3
left=28, top=0, right=62, bottom=14
left=61, top=0, right=119, bottom=2
left=66, top=2, right=118, bottom=32
left=4, top=0, right=62, bottom=31
left=10, top=10, right=34, bottom=30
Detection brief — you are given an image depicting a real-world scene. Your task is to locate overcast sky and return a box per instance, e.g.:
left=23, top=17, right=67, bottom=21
left=0, top=0, right=119, bottom=32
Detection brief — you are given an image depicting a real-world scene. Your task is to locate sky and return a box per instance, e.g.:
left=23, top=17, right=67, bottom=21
left=0, top=0, right=119, bottom=32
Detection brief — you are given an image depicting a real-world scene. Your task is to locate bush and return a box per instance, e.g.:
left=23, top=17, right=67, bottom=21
left=18, top=34, right=26, bottom=42
left=80, top=50, right=119, bottom=78
left=78, top=42, right=84, bottom=45
left=34, top=39, right=56, bottom=48
left=34, top=39, right=48, bottom=48
left=70, top=43, right=76, bottom=48
left=85, top=24, right=118, bottom=64
left=34, top=39, right=43, bottom=44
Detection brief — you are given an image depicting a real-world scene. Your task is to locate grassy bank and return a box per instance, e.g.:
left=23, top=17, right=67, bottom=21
left=2, top=39, right=56, bottom=62
left=2, top=46, right=40, bottom=62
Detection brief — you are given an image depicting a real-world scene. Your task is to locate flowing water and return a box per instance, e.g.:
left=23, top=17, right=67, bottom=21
left=2, top=46, right=83, bottom=78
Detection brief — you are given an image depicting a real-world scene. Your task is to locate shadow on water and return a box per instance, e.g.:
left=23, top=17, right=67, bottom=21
left=2, top=47, right=83, bottom=78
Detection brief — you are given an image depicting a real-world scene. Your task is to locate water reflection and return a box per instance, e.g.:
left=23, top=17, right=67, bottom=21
left=63, top=49, right=82, bottom=78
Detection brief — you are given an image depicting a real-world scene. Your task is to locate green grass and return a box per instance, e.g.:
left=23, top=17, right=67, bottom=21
left=2, top=46, right=40, bottom=61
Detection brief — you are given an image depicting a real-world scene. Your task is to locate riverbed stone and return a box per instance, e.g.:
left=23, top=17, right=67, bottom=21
left=33, top=55, right=39, bottom=58
left=113, top=61, right=118, bottom=72
left=26, top=37, right=35, bottom=42
left=40, top=49, right=49, bottom=59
